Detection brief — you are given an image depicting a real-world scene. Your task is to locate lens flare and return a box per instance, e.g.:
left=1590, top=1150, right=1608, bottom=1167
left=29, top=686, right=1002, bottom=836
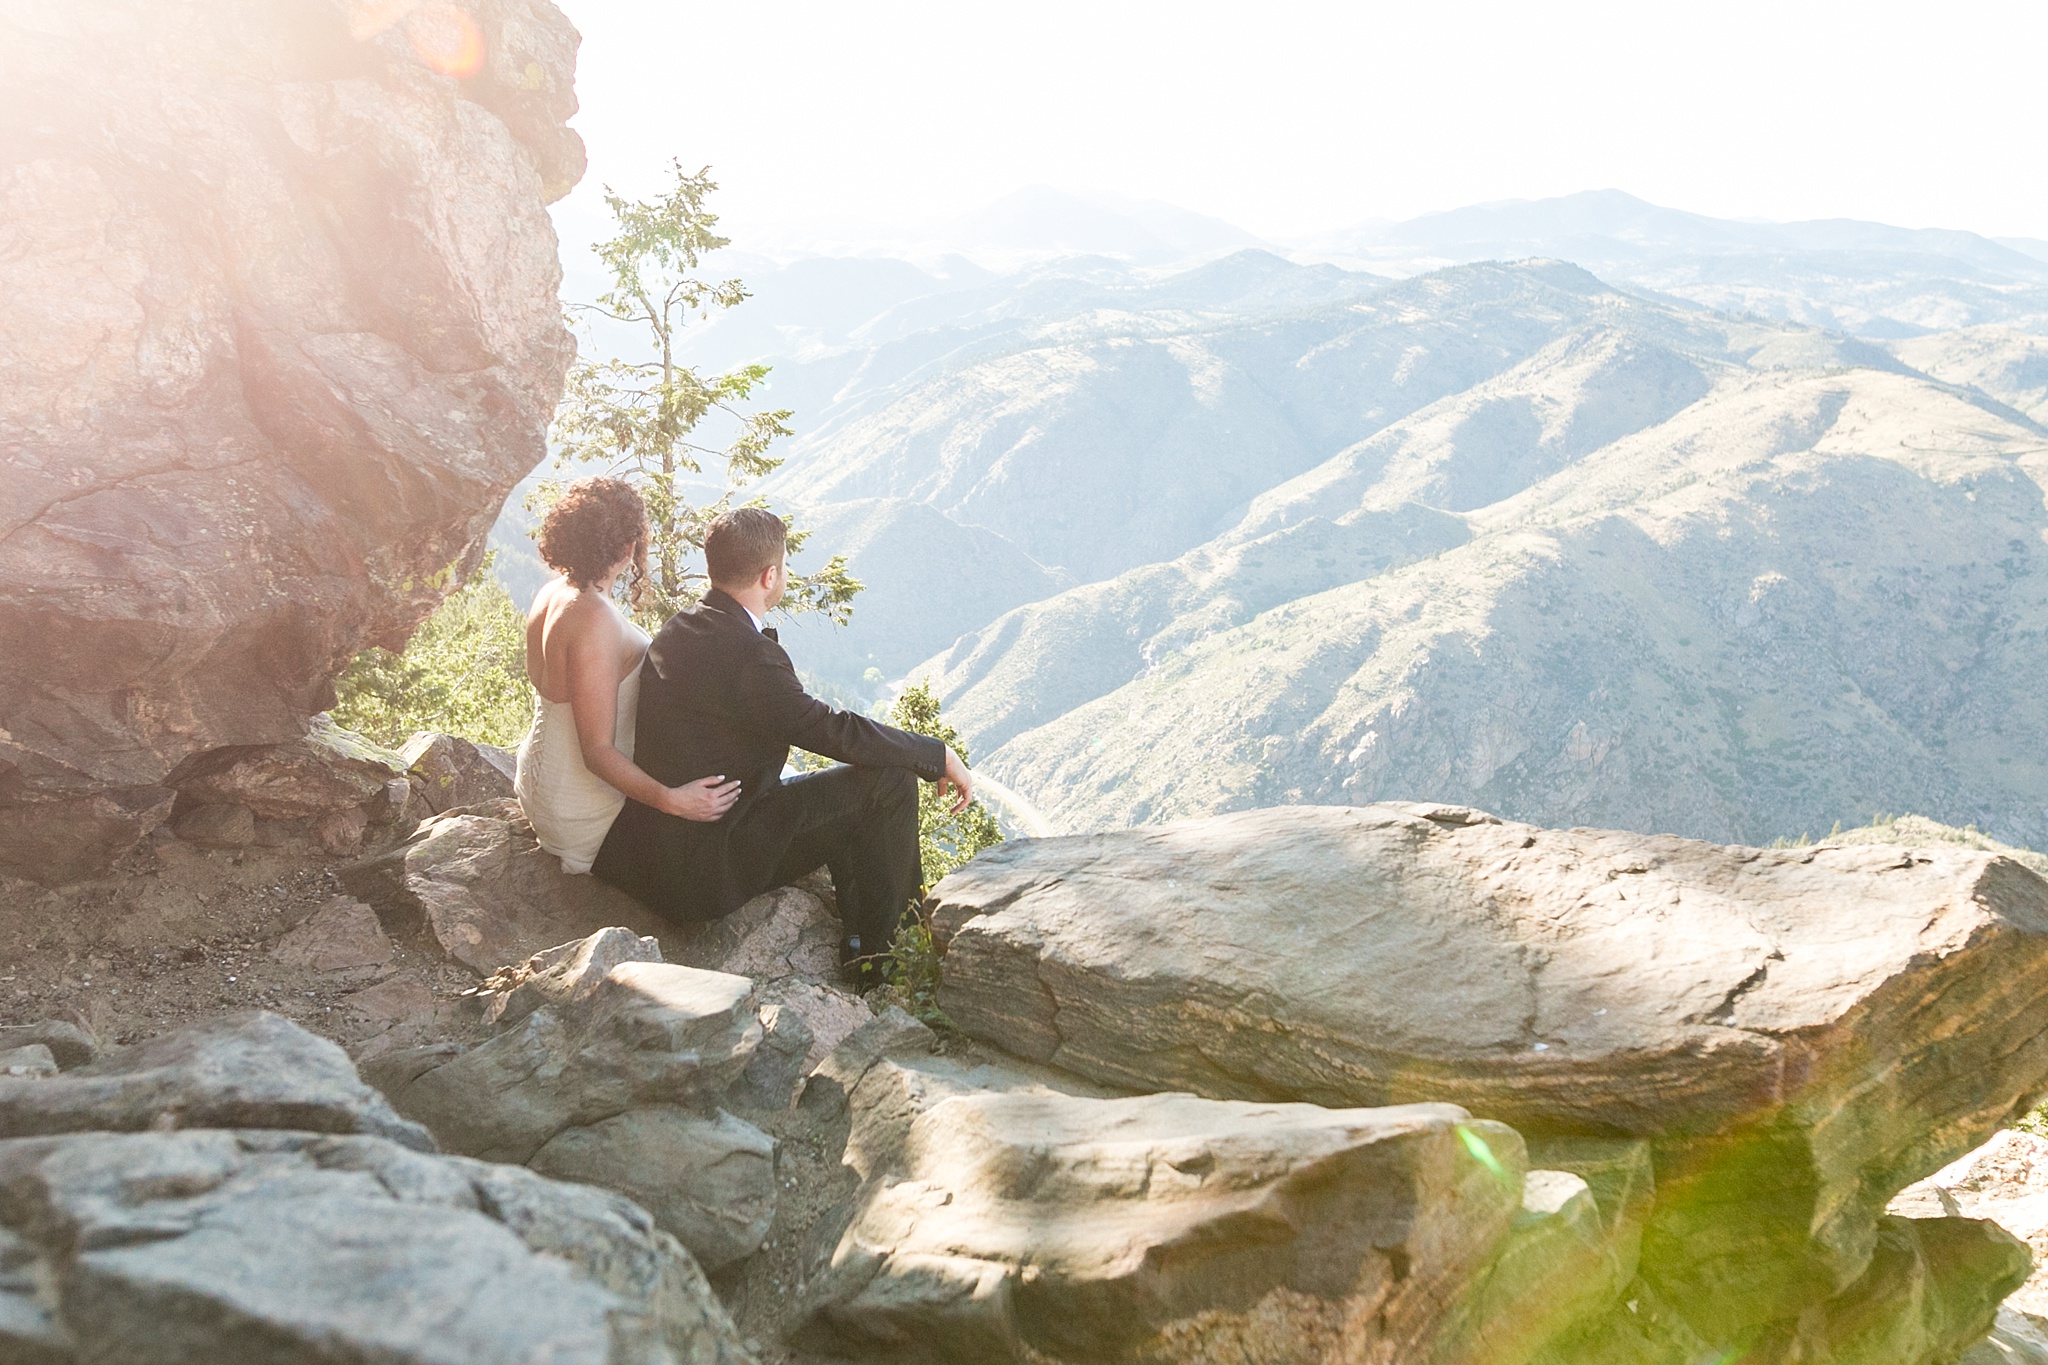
left=345, top=0, right=421, bottom=41
left=404, top=4, right=485, bottom=80
left=1455, top=1124, right=1511, bottom=1184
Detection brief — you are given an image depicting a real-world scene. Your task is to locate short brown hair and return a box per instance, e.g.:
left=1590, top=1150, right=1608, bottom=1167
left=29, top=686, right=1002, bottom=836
left=705, top=507, right=787, bottom=586
left=534, top=477, right=647, bottom=589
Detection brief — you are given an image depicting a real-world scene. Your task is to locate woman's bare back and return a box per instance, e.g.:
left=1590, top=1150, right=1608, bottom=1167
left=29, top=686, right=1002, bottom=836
left=526, top=577, right=645, bottom=703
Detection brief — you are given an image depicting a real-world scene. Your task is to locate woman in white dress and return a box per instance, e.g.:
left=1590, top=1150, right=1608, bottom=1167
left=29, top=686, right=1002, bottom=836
left=514, top=477, right=738, bottom=872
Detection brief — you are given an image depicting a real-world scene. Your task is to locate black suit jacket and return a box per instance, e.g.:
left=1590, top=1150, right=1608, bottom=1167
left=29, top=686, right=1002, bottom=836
left=592, top=588, right=944, bottom=919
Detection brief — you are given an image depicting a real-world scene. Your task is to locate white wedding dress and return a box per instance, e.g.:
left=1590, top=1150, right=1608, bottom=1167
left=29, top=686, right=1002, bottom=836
left=514, top=642, right=646, bottom=875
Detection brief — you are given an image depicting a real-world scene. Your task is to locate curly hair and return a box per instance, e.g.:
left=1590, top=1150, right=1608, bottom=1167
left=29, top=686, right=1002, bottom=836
left=534, top=477, right=648, bottom=592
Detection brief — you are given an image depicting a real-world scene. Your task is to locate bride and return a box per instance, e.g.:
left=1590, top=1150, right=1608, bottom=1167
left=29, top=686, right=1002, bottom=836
left=514, top=477, right=738, bottom=872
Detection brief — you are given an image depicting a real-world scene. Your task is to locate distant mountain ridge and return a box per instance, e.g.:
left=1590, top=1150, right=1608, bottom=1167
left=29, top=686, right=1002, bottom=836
left=500, top=191, right=2048, bottom=848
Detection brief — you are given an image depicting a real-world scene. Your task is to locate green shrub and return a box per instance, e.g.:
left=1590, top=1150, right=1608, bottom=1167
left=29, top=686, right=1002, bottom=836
left=333, top=568, right=533, bottom=749
left=870, top=681, right=1004, bottom=1024
left=889, top=680, right=1004, bottom=888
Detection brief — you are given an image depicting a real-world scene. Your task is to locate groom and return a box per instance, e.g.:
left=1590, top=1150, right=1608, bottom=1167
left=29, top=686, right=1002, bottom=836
left=592, top=507, right=974, bottom=982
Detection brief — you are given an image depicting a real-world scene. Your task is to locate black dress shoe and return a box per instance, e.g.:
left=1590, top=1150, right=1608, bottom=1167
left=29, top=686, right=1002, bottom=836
left=839, top=937, right=888, bottom=989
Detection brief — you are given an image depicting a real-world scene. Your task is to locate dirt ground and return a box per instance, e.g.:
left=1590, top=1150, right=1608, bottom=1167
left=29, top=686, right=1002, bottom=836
left=0, top=824, right=897, bottom=1362
left=0, top=829, right=479, bottom=1056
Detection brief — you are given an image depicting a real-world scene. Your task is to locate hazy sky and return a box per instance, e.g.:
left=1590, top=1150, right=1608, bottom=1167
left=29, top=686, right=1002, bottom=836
left=552, top=0, right=2048, bottom=252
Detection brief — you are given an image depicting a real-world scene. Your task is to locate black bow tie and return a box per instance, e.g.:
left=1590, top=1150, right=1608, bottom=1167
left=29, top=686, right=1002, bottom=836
left=762, top=626, right=778, bottom=642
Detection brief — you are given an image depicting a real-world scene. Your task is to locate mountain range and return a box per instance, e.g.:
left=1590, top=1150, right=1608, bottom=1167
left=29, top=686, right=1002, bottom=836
left=506, top=190, right=2048, bottom=848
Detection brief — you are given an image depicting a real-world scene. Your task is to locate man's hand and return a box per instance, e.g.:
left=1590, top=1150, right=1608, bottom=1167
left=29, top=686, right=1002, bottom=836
left=934, top=747, right=973, bottom=814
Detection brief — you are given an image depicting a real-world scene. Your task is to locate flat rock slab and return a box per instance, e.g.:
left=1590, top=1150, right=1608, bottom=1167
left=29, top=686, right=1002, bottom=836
left=0, top=1128, right=754, bottom=1365
left=472, top=924, right=666, bottom=1029
left=0, top=1012, right=431, bottom=1150
left=935, top=803, right=2048, bottom=1339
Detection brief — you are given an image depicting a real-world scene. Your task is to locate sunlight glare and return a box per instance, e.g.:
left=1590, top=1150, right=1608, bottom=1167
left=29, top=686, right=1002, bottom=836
left=344, top=0, right=419, bottom=41
left=405, top=4, right=485, bottom=80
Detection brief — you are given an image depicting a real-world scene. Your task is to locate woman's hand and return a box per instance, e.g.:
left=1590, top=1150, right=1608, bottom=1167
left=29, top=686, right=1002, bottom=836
left=659, top=774, right=741, bottom=822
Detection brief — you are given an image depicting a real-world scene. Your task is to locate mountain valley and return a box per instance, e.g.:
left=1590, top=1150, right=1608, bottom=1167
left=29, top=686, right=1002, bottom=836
left=536, top=195, right=2048, bottom=850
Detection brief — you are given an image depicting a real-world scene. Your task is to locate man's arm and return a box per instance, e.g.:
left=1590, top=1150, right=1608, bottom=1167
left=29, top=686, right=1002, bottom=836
left=742, top=641, right=948, bottom=780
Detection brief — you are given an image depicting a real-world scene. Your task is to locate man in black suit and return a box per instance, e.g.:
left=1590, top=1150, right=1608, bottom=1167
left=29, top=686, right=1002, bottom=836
left=592, top=507, right=974, bottom=983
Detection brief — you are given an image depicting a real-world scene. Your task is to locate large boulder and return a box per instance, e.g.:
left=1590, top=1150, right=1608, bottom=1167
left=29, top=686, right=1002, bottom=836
left=170, top=715, right=412, bottom=854
left=340, top=800, right=655, bottom=974
left=0, top=1128, right=753, bottom=1364
left=934, top=803, right=2048, bottom=1354
left=796, top=1029, right=1640, bottom=1365
left=0, top=0, right=584, bottom=882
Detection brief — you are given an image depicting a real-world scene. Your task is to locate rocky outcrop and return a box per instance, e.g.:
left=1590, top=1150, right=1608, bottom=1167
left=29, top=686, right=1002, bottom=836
left=0, top=0, right=584, bottom=882
left=933, top=803, right=2048, bottom=1361
left=367, top=933, right=783, bottom=1270
left=0, top=1014, right=753, bottom=1364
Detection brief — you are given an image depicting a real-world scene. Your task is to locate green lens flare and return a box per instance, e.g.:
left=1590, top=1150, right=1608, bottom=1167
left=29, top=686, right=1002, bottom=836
left=1455, top=1124, right=1509, bottom=1182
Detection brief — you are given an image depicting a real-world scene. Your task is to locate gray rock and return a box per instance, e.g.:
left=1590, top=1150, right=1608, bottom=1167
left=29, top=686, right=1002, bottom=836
left=1427, top=1167, right=1641, bottom=1365
left=272, top=896, right=394, bottom=975
left=736, top=978, right=874, bottom=1110
left=340, top=803, right=656, bottom=975
left=735, top=993, right=816, bottom=1112
left=679, top=882, right=841, bottom=982
left=1541, top=1215, right=2029, bottom=1365
left=0, top=1012, right=432, bottom=1151
left=0, top=1047, right=56, bottom=1081
left=935, top=804, right=2048, bottom=1340
left=0, top=1128, right=754, bottom=1365
left=169, top=801, right=256, bottom=849
left=798, top=1006, right=937, bottom=1123
left=1963, top=1307, right=2048, bottom=1365
left=0, top=1222, right=65, bottom=1364
left=0, top=1021, right=95, bottom=1071
left=532, top=1107, right=778, bottom=1273
left=1890, top=1129, right=2048, bottom=1316
left=798, top=1049, right=1529, bottom=1365
left=371, top=961, right=762, bottom=1163
left=471, top=924, right=665, bottom=1030
left=402, top=732, right=518, bottom=815
left=0, top=0, right=582, bottom=883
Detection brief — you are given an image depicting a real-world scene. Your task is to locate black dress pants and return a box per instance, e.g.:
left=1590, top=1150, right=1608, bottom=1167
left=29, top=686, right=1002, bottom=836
left=750, top=764, right=923, bottom=956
